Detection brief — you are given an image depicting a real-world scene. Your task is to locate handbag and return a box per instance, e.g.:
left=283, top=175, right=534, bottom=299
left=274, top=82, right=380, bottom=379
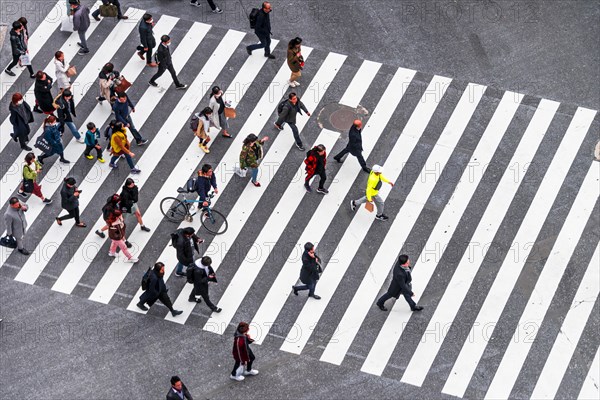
left=34, top=136, right=52, bottom=153
left=365, top=202, right=374, bottom=213
left=60, top=16, right=74, bottom=32
left=235, top=364, right=245, bottom=377
left=99, top=3, right=118, bottom=17
left=0, top=235, right=17, bottom=249
left=234, top=166, right=247, bottom=178
left=113, top=76, right=132, bottom=93
left=19, top=53, right=31, bottom=66
left=224, top=107, right=236, bottom=119
left=22, top=179, right=34, bottom=194
left=66, top=65, right=77, bottom=77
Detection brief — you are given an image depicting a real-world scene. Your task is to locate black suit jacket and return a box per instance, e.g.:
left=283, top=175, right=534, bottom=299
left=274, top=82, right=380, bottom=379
left=347, top=125, right=363, bottom=153
left=156, top=43, right=173, bottom=66
left=166, top=384, right=193, bottom=400
left=387, top=260, right=413, bottom=298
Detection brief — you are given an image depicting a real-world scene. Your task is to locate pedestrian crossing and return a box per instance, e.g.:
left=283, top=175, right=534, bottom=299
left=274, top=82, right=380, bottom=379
left=1, top=8, right=598, bottom=399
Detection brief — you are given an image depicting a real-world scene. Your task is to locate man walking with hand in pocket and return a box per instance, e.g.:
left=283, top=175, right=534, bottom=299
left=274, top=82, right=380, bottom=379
left=376, top=254, right=424, bottom=312
left=149, top=35, right=187, bottom=89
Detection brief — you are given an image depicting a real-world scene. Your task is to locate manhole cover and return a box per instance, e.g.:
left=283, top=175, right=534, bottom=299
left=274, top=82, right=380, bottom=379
left=317, top=103, right=369, bottom=133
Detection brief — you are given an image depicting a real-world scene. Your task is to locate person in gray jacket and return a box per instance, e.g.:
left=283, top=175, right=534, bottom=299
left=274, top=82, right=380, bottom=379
left=274, top=92, right=311, bottom=151
left=4, top=197, right=30, bottom=255
left=70, top=0, right=91, bottom=55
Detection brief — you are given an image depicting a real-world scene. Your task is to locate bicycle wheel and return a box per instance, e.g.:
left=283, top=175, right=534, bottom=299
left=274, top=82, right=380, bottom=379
left=160, top=197, right=188, bottom=223
left=201, top=208, right=228, bottom=235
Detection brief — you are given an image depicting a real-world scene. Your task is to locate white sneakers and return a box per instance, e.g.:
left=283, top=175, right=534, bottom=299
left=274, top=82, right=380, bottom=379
left=230, top=369, right=259, bottom=381
left=243, top=369, right=259, bottom=376
left=288, top=80, right=300, bottom=87
left=230, top=374, right=245, bottom=381
left=108, top=252, right=116, bottom=257
left=125, top=257, right=139, bottom=263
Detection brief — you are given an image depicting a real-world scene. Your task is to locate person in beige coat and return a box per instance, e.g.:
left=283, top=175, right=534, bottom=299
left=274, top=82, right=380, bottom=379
left=286, top=37, right=304, bottom=88
left=208, top=85, right=232, bottom=138
left=54, top=51, right=72, bottom=90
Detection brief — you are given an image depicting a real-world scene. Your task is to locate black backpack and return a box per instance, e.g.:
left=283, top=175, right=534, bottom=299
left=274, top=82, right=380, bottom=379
left=248, top=8, right=260, bottom=29
left=277, top=99, right=288, bottom=114
left=186, top=266, right=195, bottom=284
left=141, top=267, right=151, bottom=290
left=185, top=177, right=197, bottom=193
left=190, top=113, right=199, bottom=132
left=102, top=204, right=114, bottom=222
left=170, top=231, right=180, bottom=247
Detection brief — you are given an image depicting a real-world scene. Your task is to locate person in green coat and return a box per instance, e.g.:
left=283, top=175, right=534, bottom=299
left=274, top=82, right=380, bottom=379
left=17, top=152, right=52, bottom=204
left=239, top=133, right=268, bottom=187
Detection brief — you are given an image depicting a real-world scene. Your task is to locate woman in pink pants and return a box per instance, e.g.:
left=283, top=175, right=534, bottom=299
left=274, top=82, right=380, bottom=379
left=107, top=209, right=138, bottom=263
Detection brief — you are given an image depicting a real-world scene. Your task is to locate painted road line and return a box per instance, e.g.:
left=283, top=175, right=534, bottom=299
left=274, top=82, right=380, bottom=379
left=578, top=346, right=600, bottom=400
left=400, top=98, right=558, bottom=386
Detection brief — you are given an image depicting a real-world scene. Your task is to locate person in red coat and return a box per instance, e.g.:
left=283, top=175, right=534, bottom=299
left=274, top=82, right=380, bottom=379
left=230, top=322, right=259, bottom=381
left=304, top=144, right=328, bottom=194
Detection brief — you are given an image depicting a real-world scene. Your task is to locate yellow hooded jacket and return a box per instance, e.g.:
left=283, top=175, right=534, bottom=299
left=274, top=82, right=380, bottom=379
left=366, top=171, right=390, bottom=201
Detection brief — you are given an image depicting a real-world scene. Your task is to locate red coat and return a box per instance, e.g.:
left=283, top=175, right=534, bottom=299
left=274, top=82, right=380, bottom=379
left=232, top=333, right=253, bottom=363
left=304, top=148, right=327, bottom=176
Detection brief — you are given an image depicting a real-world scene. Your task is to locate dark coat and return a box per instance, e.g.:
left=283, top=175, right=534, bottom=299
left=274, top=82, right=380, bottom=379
left=387, top=260, right=413, bottom=299
left=155, top=43, right=173, bottom=66
left=43, top=124, right=64, bottom=154
left=189, top=263, right=217, bottom=296
left=174, top=231, right=200, bottom=265
left=138, top=20, right=156, bottom=49
left=112, top=95, right=135, bottom=125
left=194, top=175, right=217, bottom=202
left=254, top=9, right=271, bottom=36
left=299, top=249, right=321, bottom=284
left=119, top=185, right=138, bottom=213
left=9, top=102, right=34, bottom=138
left=275, top=100, right=309, bottom=126
left=232, top=331, right=253, bottom=363
left=72, top=4, right=91, bottom=32
left=346, top=125, right=363, bottom=154
left=60, top=183, right=79, bottom=211
left=9, top=28, right=27, bottom=56
left=166, top=384, right=193, bottom=400
left=304, top=147, right=326, bottom=175
left=56, top=95, right=76, bottom=124
left=34, top=77, right=55, bottom=113
left=139, top=270, right=168, bottom=304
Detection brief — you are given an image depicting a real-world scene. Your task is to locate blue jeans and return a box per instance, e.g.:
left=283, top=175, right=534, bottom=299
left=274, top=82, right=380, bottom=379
left=279, top=122, right=302, bottom=146
left=125, top=115, right=143, bottom=143
left=247, top=34, right=271, bottom=56
left=294, top=280, right=317, bottom=296
left=110, top=153, right=135, bottom=169
left=63, top=121, right=81, bottom=140
left=175, top=262, right=192, bottom=274
left=250, top=167, right=259, bottom=183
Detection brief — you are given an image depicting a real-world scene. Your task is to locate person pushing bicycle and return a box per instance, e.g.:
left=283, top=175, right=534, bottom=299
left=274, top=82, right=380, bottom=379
left=195, top=163, right=218, bottom=208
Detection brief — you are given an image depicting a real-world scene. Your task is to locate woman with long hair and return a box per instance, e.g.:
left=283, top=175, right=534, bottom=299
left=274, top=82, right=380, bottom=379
left=18, top=152, right=52, bottom=204
left=54, top=51, right=72, bottom=90
left=286, top=37, right=304, bottom=88
left=38, top=115, right=70, bottom=164
left=8, top=92, right=34, bottom=150
left=208, top=85, right=232, bottom=138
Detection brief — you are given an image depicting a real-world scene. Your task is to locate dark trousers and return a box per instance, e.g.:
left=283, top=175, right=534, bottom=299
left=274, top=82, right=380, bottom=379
left=191, top=0, right=217, bottom=9
left=247, top=34, right=271, bottom=56
left=143, top=291, right=175, bottom=311
left=334, top=147, right=367, bottom=169
left=58, top=208, right=81, bottom=224
left=136, top=45, right=153, bottom=62
left=279, top=122, right=302, bottom=146
left=125, top=115, right=143, bottom=142
left=15, top=132, right=29, bottom=148
left=377, top=291, right=416, bottom=310
left=39, top=150, right=65, bottom=163
left=294, top=280, right=317, bottom=296
left=150, top=63, right=181, bottom=86
left=110, top=153, right=135, bottom=169
left=6, top=53, right=34, bottom=75
left=231, top=347, right=255, bottom=376
left=92, top=0, right=123, bottom=18
left=306, top=170, right=326, bottom=189
left=189, top=286, right=217, bottom=310
left=84, top=144, right=103, bottom=158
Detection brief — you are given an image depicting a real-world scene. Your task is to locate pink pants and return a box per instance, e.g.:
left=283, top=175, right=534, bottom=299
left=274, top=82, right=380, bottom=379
left=110, top=239, right=133, bottom=259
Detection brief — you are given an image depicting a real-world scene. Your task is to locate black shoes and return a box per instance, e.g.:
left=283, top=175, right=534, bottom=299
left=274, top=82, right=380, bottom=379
left=377, top=303, right=388, bottom=311
left=4, top=69, right=16, bottom=76
left=309, top=294, right=321, bottom=300
left=18, top=248, right=31, bottom=256
left=175, top=272, right=186, bottom=277
left=175, top=84, right=188, bottom=90
left=125, top=240, right=132, bottom=248
left=246, top=47, right=252, bottom=55
left=59, top=158, right=70, bottom=164
left=265, top=54, right=275, bottom=59
left=21, top=145, right=32, bottom=151
left=137, top=139, right=149, bottom=146
left=296, top=143, right=305, bottom=151
left=188, top=298, right=202, bottom=303
left=148, top=81, right=158, bottom=87
left=292, top=285, right=298, bottom=296
left=333, top=157, right=342, bottom=163
left=95, top=230, right=105, bottom=238
left=375, top=214, right=389, bottom=221
left=136, top=302, right=148, bottom=311
left=212, top=307, right=222, bottom=313
left=350, top=200, right=356, bottom=211
left=362, top=167, right=371, bottom=173
left=316, top=188, right=329, bottom=195
left=140, top=225, right=151, bottom=232
left=171, top=309, right=183, bottom=316
left=411, top=306, right=424, bottom=312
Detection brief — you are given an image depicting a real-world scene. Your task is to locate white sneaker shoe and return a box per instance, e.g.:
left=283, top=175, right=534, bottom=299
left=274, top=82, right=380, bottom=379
left=125, top=257, right=139, bottom=263
left=108, top=252, right=116, bottom=257
left=76, top=137, right=85, bottom=143
left=230, top=374, right=245, bottom=381
left=243, top=369, right=259, bottom=376
left=288, top=80, right=295, bottom=87
left=293, top=81, right=300, bottom=87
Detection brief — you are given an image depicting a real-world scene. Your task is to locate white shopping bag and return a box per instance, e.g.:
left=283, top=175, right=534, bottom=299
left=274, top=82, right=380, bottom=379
left=234, top=166, right=247, bottom=178
left=19, top=54, right=31, bottom=66
left=61, top=16, right=74, bottom=32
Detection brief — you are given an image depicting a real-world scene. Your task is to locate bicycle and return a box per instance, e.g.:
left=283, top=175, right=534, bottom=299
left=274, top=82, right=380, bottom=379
left=160, top=189, right=228, bottom=235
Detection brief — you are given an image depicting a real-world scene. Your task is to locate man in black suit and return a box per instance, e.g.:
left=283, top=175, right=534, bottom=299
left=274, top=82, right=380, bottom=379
left=292, top=242, right=323, bottom=300
left=333, top=119, right=370, bottom=173
left=376, top=254, right=424, bottom=312
left=166, top=376, right=193, bottom=400
left=188, top=256, right=222, bottom=313
left=149, top=35, right=187, bottom=89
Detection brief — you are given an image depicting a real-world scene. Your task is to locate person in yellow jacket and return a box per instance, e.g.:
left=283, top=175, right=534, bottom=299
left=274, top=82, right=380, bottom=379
left=350, top=164, right=394, bottom=221
left=108, top=122, right=141, bottom=174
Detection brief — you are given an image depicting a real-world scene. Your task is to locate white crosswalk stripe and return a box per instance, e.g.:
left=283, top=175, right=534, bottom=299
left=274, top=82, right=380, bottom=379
left=1, top=10, right=598, bottom=400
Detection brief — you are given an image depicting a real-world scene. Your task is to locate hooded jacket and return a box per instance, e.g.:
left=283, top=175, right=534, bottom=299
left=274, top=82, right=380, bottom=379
left=9, top=28, right=27, bottom=56
left=304, top=147, right=326, bottom=176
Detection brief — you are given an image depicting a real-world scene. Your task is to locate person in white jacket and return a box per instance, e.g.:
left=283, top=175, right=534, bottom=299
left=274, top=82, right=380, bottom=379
left=208, top=85, right=232, bottom=138
left=54, top=51, right=72, bottom=90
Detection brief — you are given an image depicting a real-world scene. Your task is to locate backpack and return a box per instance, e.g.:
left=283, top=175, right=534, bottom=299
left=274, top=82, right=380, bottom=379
left=190, top=113, right=200, bottom=132
left=185, top=177, right=197, bottom=193
left=102, top=204, right=114, bottom=222
left=186, top=265, right=195, bottom=284
left=170, top=231, right=179, bottom=247
left=248, top=8, right=260, bottom=29
left=277, top=99, right=288, bottom=114
left=141, top=267, right=151, bottom=290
